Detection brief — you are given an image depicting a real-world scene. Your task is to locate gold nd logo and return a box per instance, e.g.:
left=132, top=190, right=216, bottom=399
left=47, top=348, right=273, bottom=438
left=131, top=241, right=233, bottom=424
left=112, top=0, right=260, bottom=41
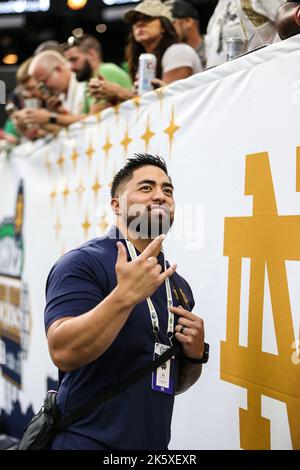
left=221, top=151, right=300, bottom=450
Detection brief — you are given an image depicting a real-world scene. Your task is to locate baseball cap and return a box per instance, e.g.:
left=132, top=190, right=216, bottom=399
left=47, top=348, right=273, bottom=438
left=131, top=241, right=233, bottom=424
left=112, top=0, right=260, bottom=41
left=124, top=0, right=173, bottom=24
left=172, top=0, right=199, bottom=20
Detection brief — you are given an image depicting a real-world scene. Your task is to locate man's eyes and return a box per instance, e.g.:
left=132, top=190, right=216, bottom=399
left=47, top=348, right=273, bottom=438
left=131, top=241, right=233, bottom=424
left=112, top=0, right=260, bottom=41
left=164, top=188, right=173, bottom=196
left=140, top=186, right=173, bottom=195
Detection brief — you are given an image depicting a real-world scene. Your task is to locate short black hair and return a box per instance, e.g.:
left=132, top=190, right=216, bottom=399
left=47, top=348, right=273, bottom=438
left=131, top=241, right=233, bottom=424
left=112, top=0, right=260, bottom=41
left=111, top=153, right=169, bottom=198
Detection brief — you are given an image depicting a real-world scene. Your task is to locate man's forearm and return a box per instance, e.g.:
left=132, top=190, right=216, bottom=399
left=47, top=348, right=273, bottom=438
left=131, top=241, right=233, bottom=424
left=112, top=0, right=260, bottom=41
left=175, top=356, right=202, bottom=395
left=108, top=83, right=134, bottom=102
left=55, top=113, right=86, bottom=127
left=117, top=86, right=135, bottom=102
left=42, top=123, right=62, bottom=134
left=48, top=286, right=135, bottom=372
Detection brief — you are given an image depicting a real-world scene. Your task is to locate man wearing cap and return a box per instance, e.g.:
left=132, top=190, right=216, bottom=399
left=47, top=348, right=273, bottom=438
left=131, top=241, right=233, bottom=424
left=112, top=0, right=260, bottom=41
left=172, top=0, right=206, bottom=70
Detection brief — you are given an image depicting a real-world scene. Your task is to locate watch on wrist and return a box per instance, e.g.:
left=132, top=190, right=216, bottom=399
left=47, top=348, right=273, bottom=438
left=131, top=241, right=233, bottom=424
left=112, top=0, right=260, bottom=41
left=184, top=342, right=209, bottom=364
left=49, top=112, right=58, bottom=124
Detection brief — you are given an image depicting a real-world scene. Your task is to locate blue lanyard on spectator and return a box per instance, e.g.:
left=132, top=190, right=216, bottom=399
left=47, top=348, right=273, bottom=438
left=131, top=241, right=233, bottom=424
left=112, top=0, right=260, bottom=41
left=125, top=239, right=174, bottom=345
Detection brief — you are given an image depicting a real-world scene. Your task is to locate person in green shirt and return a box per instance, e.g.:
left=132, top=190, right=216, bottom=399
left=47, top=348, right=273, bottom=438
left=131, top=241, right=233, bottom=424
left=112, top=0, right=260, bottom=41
left=63, top=34, right=132, bottom=113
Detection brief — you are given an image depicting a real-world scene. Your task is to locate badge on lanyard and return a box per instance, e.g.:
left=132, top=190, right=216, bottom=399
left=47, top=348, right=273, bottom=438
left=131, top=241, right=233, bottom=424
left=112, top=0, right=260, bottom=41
left=125, top=239, right=175, bottom=395
left=151, top=342, right=174, bottom=395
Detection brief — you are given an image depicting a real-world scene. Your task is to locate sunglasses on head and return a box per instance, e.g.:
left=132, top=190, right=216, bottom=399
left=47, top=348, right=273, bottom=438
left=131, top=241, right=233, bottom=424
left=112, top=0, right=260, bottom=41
left=60, top=36, right=81, bottom=51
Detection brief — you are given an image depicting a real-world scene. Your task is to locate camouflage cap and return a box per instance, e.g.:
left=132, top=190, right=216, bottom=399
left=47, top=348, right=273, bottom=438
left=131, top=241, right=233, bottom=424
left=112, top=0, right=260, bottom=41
left=124, top=0, right=174, bottom=24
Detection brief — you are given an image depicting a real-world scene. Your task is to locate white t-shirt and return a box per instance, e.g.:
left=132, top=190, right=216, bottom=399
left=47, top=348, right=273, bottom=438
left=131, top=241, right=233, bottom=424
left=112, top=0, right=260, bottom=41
left=63, top=72, right=85, bottom=115
left=161, top=43, right=203, bottom=75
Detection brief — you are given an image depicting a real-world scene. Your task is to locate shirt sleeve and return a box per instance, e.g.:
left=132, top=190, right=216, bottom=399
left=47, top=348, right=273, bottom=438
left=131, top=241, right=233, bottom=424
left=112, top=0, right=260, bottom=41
left=170, top=271, right=195, bottom=311
left=4, top=118, right=19, bottom=137
left=100, top=63, right=133, bottom=89
left=44, top=249, right=108, bottom=332
left=161, top=44, right=202, bottom=75
left=179, top=277, right=195, bottom=311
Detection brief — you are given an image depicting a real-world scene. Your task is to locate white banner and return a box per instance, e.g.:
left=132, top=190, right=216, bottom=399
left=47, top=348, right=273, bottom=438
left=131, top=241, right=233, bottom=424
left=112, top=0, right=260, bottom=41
left=1, top=35, right=300, bottom=449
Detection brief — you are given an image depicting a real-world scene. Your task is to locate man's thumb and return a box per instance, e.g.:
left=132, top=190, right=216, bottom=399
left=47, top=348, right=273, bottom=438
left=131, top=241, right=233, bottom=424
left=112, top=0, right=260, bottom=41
left=116, top=241, right=127, bottom=264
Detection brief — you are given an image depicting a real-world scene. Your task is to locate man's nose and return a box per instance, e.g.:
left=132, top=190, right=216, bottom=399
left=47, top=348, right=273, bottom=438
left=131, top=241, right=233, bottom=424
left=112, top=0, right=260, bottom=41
left=152, top=188, right=166, bottom=201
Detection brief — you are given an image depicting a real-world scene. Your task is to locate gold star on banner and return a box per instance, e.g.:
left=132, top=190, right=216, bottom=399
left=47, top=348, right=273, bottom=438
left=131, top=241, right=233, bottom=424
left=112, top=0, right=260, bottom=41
left=120, top=126, right=133, bottom=157
left=50, top=186, right=57, bottom=203
left=71, top=148, right=79, bottom=167
left=62, top=183, right=70, bottom=202
left=96, top=111, right=101, bottom=123
left=86, top=142, right=95, bottom=161
left=141, top=116, right=155, bottom=151
left=164, top=106, right=180, bottom=153
left=132, top=96, right=140, bottom=109
left=132, top=96, right=141, bottom=120
left=54, top=215, right=62, bottom=239
left=76, top=178, right=86, bottom=203
left=99, top=214, right=109, bottom=233
left=45, top=153, right=51, bottom=174
left=82, top=214, right=91, bottom=238
left=102, top=130, right=113, bottom=164
left=114, top=104, right=120, bottom=123
left=57, top=153, right=65, bottom=169
left=155, top=87, right=164, bottom=113
left=91, top=176, right=102, bottom=198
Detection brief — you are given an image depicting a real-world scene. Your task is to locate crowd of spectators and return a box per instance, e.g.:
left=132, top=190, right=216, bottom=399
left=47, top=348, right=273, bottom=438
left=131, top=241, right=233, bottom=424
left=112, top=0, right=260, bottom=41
left=0, top=0, right=292, bottom=149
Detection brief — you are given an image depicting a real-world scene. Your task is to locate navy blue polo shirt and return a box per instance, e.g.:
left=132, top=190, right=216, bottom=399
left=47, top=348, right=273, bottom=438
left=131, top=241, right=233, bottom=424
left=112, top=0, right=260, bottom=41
left=45, top=226, right=195, bottom=450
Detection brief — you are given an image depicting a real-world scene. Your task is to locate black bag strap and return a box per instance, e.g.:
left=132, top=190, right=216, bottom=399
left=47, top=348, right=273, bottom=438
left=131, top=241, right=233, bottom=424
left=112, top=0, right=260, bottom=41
left=55, top=341, right=182, bottom=430
left=54, top=274, right=187, bottom=431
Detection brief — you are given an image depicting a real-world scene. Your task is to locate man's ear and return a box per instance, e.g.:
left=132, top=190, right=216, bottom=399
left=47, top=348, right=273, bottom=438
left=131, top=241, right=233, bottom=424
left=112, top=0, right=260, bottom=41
left=111, top=197, right=120, bottom=215
left=87, top=48, right=97, bottom=63
left=186, top=18, right=194, bottom=29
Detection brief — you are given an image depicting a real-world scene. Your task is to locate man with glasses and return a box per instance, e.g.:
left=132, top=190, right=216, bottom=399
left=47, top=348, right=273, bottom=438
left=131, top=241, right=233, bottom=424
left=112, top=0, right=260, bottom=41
left=23, top=50, right=86, bottom=129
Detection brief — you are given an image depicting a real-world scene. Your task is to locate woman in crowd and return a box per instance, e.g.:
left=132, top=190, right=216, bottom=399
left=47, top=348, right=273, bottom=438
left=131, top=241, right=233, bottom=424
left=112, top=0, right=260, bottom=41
left=89, top=0, right=202, bottom=104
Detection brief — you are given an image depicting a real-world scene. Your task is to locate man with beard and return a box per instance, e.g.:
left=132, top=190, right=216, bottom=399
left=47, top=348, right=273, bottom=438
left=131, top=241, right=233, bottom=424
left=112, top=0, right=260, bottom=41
left=63, top=34, right=132, bottom=113
left=45, top=153, right=208, bottom=450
